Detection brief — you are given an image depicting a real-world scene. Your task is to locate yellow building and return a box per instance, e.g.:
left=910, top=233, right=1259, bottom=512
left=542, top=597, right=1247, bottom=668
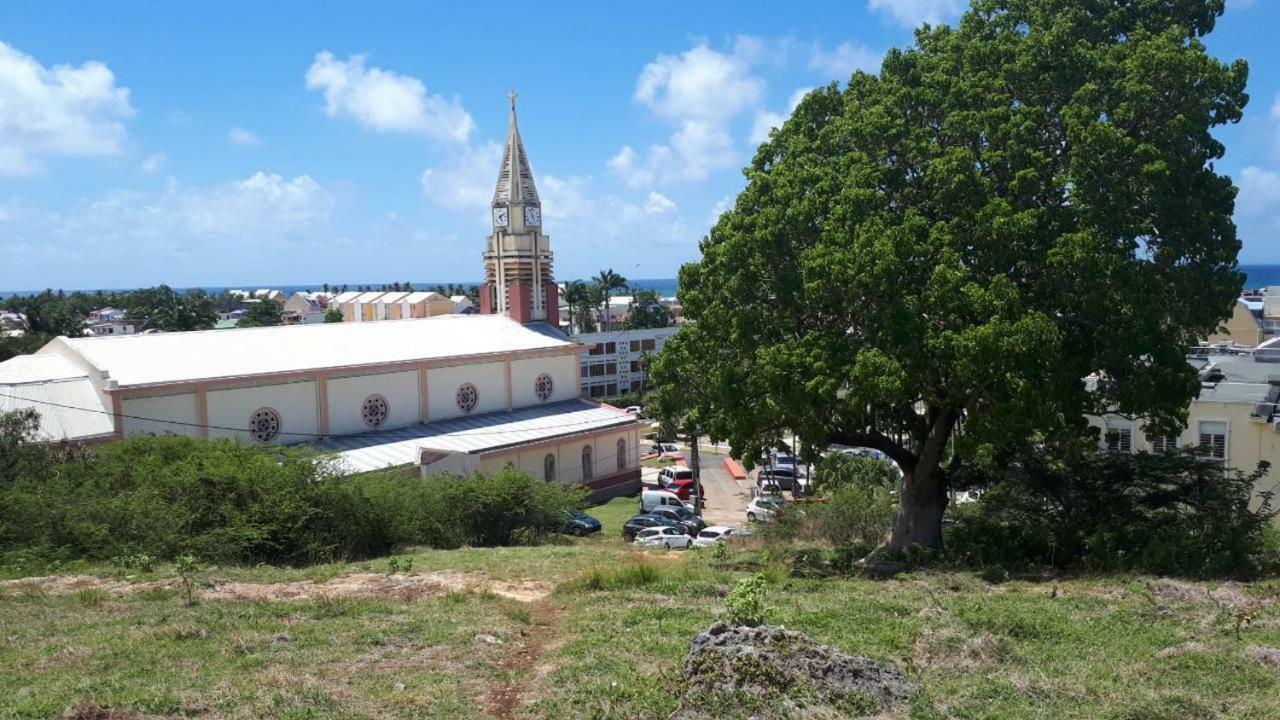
left=1206, top=299, right=1265, bottom=347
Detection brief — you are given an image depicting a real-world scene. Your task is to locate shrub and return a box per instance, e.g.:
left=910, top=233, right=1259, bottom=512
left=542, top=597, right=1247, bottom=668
left=814, top=484, right=896, bottom=547
left=812, top=453, right=900, bottom=494
left=946, top=452, right=1279, bottom=578
left=725, top=573, right=771, bottom=627
left=0, top=427, right=584, bottom=567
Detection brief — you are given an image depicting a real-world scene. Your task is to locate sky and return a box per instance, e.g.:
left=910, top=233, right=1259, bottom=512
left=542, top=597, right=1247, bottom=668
left=2, top=0, right=1280, bottom=291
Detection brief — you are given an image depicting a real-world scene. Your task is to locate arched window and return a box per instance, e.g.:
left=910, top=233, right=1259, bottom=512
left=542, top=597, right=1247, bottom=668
left=544, top=453, right=556, bottom=482
left=617, top=438, right=627, bottom=471
left=582, top=445, right=593, bottom=480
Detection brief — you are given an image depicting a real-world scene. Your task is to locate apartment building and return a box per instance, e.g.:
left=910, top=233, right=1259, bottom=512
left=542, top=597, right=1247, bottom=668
left=574, top=326, right=678, bottom=399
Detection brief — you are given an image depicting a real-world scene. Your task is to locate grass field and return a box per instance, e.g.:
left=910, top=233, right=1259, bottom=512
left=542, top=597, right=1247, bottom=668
left=3, top=496, right=1280, bottom=719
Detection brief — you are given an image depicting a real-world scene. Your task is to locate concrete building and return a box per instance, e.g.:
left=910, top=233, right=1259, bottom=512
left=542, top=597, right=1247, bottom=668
left=1206, top=298, right=1266, bottom=347
left=451, top=295, right=476, bottom=314
left=0, top=314, right=641, bottom=500
left=478, top=92, right=558, bottom=326
left=283, top=292, right=329, bottom=324
left=1089, top=349, right=1280, bottom=506
left=88, top=319, right=147, bottom=336
left=574, top=326, right=679, bottom=399
left=88, top=308, right=126, bottom=323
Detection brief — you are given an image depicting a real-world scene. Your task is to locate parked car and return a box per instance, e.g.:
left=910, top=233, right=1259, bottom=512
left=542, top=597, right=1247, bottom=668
left=622, top=513, right=680, bottom=541
left=561, top=509, right=602, bottom=536
left=624, top=405, right=643, bottom=415
left=651, top=442, right=685, bottom=462
left=766, top=451, right=799, bottom=468
left=641, top=489, right=696, bottom=513
left=746, top=495, right=786, bottom=523
left=757, top=467, right=809, bottom=493
left=693, top=526, right=753, bottom=547
left=646, top=506, right=707, bottom=535
left=634, top=526, right=694, bottom=549
left=657, top=466, right=698, bottom=499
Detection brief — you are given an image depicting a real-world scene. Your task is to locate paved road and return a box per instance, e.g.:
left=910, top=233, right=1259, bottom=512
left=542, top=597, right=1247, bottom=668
left=639, top=459, right=750, bottom=528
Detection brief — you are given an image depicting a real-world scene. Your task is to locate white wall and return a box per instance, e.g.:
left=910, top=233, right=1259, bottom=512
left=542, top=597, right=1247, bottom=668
left=510, top=354, right=578, bottom=407
left=122, top=393, right=198, bottom=437
left=206, top=380, right=318, bottom=444
left=327, top=370, right=419, bottom=435
left=427, top=361, right=506, bottom=420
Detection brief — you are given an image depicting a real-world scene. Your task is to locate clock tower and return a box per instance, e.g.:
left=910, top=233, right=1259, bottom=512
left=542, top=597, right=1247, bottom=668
left=480, top=91, right=558, bottom=326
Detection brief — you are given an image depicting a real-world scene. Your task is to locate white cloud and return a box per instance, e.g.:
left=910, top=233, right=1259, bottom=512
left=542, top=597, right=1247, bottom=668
left=541, top=174, right=596, bottom=222
left=420, top=140, right=503, bottom=210
left=808, top=41, right=880, bottom=79
left=140, top=153, right=166, bottom=172
left=750, top=87, right=814, bottom=145
left=305, top=51, right=474, bottom=143
left=644, top=191, right=677, bottom=215
left=706, top=195, right=734, bottom=228
left=611, top=39, right=771, bottom=187
left=228, top=127, right=261, bottom=146
left=0, top=41, right=134, bottom=176
left=868, top=0, right=964, bottom=28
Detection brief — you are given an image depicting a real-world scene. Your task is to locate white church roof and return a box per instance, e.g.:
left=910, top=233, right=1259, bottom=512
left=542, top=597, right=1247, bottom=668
left=315, top=399, right=636, bottom=473
left=47, top=314, right=575, bottom=389
left=0, top=354, right=115, bottom=441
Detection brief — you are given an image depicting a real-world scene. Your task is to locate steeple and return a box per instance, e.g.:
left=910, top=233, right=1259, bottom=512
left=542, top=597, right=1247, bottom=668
left=492, top=90, right=540, bottom=207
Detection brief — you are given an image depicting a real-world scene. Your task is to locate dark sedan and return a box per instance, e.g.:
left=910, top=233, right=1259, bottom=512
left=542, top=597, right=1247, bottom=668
left=561, top=509, right=602, bottom=536
left=622, top=513, right=689, bottom=541
left=645, top=506, right=706, bottom=535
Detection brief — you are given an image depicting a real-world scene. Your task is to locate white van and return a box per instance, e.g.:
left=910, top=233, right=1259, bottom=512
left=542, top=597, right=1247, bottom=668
left=641, top=489, right=696, bottom=513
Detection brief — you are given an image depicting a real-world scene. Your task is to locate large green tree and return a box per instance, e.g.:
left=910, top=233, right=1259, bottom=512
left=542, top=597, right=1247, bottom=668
left=659, top=0, right=1248, bottom=551
left=237, top=299, right=285, bottom=328
left=624, top=289, right=673, bottom=330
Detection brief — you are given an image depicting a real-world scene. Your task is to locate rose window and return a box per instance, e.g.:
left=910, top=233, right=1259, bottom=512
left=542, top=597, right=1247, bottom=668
left=535, top=373, right=554, bottom=402
left=249, top=407, right=281, bottom=442
left=456, top=383, right=479, bottom=414
left=361, top=394, right=390, bottom=428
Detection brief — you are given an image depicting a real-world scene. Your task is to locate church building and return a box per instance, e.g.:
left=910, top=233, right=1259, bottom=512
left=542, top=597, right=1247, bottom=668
left=0, top=95, right=640, bottom=501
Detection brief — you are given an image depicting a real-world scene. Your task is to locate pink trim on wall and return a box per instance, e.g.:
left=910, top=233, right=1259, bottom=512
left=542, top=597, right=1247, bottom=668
left=418, top=364, right=430, bottom=423
left=315, top=372, right=330, bottom=436
left=505, top=359, right=513, bottom=410
left=194, top=384, right=209, bottom=438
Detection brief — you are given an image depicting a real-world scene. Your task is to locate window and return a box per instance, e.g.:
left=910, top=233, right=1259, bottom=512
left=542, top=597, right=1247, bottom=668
left=630, top=380, right=642, bottom=392
left=630, top=340, right=641, bottom=352
left=588, top=345, right=604, bottom=356
left=617, top=438, right=627, bottom=471
left=607, top=383, right=617, bottom=396
left=456, top=383, right=479, bottom=414
left=544, top=453, right=556, bottom=482
left=641, top=339, right=656, bottom=351
left=589, top=385, right=607, bottom=398
left=1198, top=420, right=1227, bottom=460
left=249, top=407, right=282, bottom=442
left=1149, top=434, right=1178, bottom=454
left=361, top=394, right=389, bottom=428
left=582, top=445, right=593, bottom=479
left=535, top=373, right=554, bottom=402
left=604, top=363, right=617, bottom=375
left=1104, top=419, right=1133, bottom=454
left=630, top=361, right=640, bottom=372
left=605, top=342, right=617, bottom=354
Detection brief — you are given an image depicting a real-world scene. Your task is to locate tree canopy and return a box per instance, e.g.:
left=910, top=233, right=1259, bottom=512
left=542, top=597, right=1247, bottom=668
left=656, top=0, right=1248, bottom=551
left=237, top=299, right=285, bottom=328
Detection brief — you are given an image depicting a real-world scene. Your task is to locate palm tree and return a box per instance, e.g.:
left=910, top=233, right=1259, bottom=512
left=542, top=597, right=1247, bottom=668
left=592, top=269, right=628, bottom=332
left=563, top=280, right=589, bottom=334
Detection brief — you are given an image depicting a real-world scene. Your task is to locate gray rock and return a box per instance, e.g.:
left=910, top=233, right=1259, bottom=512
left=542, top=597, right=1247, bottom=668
left=672, top=622, right=915, bottom=719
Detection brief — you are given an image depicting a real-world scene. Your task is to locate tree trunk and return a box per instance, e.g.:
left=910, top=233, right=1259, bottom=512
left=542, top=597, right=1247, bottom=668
left=885, top=409, right=958, bottom=552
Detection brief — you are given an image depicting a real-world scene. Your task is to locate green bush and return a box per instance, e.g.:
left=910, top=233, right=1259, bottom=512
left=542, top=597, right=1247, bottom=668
left=0, top=428, right=583, bottom=567
left=725, top=573, right=771, bottom=626
left=813, top=484, right=896, bottom=547
left=946, top=452, right=1279, bottom=578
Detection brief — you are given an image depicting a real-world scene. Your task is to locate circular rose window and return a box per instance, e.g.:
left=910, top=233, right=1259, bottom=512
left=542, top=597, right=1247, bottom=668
left=535, top=373, right=554, bottom=402
left=249, top=407, right=281, bottom=442
left=456, top=383, right=479, bottom=414
left=361, top=394, right=389, bottom=428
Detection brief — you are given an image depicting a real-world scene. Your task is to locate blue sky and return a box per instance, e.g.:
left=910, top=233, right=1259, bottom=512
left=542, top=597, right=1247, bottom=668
left=2, top=0, right=1279, bottom=291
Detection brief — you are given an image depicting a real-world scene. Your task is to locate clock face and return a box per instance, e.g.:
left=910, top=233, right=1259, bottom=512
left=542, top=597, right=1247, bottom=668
left=492, top=206, right=509, bottom=227
left=524, top=206, right=542, bottom=227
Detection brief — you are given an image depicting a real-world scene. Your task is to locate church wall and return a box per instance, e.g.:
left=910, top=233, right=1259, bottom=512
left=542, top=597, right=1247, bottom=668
left=326, top=370, right=420, bottom=436
left=510, top=355, right=578, bottom=406
left=206, top=380, right=318, bottom=444
left=427, top=361, right=507, bottom=420
left=122, top=393, right=199, bottom=437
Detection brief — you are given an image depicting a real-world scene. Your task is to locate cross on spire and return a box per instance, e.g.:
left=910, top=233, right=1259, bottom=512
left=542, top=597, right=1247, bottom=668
left=507, top=89, right=518, bottom=113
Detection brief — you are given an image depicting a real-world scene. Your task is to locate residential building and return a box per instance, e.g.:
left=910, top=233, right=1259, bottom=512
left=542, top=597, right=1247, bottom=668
left=88, top=307, right=126, bottom=323
left=451, top=295, right=476, bottom=314
left=1, top=311, right=27, bottom=337
left=575, top=325, right=679, bottom=398
left=1090, top=348, right=1280, bottom=508
left=88, top=319, right=147, bottom=336
left=1207, top=298, right=1266, bottom=347
left=283, top=292, right=329, bottom=324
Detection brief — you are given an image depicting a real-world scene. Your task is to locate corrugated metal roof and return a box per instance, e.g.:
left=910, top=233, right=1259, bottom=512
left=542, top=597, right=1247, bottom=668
left=0, top=354, right=87, bottom=383
left=0, top=379, right=114, bottom=442
left=313, top=399, right=637, bottom=473
left=47, top=314, right=574, bottom=388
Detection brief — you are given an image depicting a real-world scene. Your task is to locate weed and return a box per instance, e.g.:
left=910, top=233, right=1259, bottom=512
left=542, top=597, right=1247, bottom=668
left=726, top=573, right=771, bottom=627
left=175, top=554, right=201, bottom=606
left=73, top=587, right=108, bottom=608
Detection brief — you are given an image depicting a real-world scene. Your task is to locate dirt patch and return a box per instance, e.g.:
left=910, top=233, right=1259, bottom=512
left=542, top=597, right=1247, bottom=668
left=486, top=600, right=562, bottom=720
left=56, top=702, right=154, bottom=719
left=1149, top=580, right=1257, bottom=608
left=1246, top=645, right=1280, bottom=671
left=673, top=622, right=915, bottom=719
left=913, top=626, right=1009, bottom=670
left=1156, top=641, right=1210, bottom=659
left=2, top=571, right=553, bottom=604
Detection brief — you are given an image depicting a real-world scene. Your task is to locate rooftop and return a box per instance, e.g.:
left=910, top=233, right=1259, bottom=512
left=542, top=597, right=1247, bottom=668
left=314, top=399, right=636, bottom=473
left=41, top=314, right=575, bottom=389
left=0, top=354, right=114, bottom=441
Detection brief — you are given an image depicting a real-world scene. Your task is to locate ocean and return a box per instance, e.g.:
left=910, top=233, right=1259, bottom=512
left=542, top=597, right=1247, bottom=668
left=0, top=277, right=683, bottom=299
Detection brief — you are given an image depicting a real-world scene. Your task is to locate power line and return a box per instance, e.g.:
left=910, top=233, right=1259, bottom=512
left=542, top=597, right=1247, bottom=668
left=0, top=390, right=648, bottom=441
